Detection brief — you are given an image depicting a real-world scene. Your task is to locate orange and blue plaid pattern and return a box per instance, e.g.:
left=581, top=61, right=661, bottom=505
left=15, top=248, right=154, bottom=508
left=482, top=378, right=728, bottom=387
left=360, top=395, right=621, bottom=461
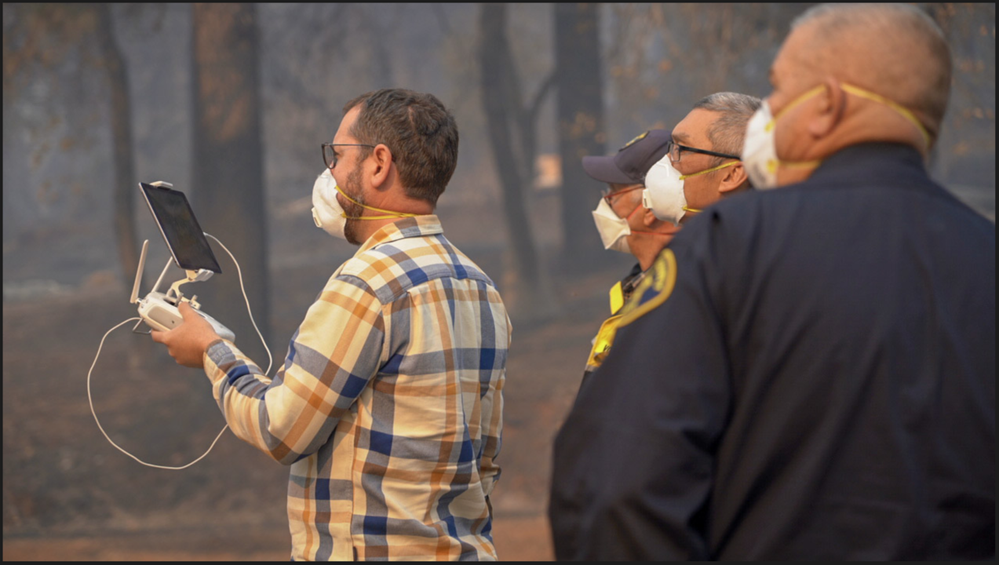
left=203, top=215, right=510, bottom=561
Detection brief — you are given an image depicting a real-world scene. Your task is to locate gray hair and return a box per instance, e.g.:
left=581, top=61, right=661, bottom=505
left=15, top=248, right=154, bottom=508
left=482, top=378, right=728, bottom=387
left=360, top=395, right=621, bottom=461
left=692, top=92, right=762, bottom=164
left=790, top=3, right=952, bottom=137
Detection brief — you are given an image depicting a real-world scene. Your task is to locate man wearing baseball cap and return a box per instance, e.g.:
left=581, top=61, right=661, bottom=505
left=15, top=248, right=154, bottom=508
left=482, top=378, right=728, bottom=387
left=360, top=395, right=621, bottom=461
left=580, top=128, right=680, bottom=388
left=578, top=93, right=761, bottom=392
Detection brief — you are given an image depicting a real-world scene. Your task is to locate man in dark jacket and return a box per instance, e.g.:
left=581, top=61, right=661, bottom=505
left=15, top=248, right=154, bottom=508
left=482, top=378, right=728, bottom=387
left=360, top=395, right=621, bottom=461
left=549, top=3, right=995, bottom=560
left=580, top=94, right=759, bottom=391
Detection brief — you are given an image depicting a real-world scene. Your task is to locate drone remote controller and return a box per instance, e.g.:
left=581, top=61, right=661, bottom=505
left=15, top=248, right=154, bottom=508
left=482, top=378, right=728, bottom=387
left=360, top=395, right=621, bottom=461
left=131, top=239, right=235, bottom=342
left=136, top=289, right=236, bottom=341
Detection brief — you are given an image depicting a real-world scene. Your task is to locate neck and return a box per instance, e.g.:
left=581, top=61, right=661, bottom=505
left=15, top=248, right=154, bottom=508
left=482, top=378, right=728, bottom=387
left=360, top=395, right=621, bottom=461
left=352, top=187, right=435, bottom=244
left=631, top=237, right=672, bottom=271
left=795, top=106, right=929, bottom=182
left=352, top=217, right=403, bottom=245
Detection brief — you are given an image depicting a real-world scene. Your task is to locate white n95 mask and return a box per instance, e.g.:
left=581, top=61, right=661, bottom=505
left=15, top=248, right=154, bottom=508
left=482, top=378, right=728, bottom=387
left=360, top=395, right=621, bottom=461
left=741, top=101, right=780, bottom=190
left=743, top=84, right=930, bottom=191
left=312, top=168, right=348, bottom=240
left=642, top=156, right=687, bottom=226
left=591, top=198, right=631, bottom=254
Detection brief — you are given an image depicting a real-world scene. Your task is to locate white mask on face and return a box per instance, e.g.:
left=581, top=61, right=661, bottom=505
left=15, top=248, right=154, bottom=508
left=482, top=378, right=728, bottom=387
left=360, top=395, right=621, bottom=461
left=741, top=101, right=780, bottom=190
left=311, top=168, right=348, bottom=240
left=642, top=155, right=687, bottom=226
left=744, top=84, right=931, bottom=191
left=592, top=197, right=631, bottom=254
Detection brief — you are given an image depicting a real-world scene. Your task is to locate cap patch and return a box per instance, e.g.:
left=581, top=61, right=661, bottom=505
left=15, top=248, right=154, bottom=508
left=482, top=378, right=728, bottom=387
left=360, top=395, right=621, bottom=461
left=620, top=131, right=650, bottom=152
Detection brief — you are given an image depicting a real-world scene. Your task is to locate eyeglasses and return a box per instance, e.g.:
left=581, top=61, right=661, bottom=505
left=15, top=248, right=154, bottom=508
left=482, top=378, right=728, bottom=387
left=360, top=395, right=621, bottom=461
left=322, top=142, right=376, bottom=170
left=601, top=185, right=644, bottom=205
left=665, top=139, right=740, bottom=163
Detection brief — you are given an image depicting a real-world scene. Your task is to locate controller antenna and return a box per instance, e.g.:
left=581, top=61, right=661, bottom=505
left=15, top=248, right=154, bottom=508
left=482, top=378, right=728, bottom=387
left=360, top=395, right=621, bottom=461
left=130, top=240, right=149, bottom=304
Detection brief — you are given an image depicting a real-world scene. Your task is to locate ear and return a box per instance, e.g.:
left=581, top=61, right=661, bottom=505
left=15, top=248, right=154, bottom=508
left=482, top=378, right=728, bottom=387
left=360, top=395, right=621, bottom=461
left=718, top=162, right=749, bottom=194
left=368, top=144, right=393, bottom=189
left=808, top=77, right=846, bottom=139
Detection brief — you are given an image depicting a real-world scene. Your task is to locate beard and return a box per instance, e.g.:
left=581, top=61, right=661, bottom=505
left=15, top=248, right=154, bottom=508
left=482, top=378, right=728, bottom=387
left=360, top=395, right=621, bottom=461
left=340, top=164, right=367, bottom=245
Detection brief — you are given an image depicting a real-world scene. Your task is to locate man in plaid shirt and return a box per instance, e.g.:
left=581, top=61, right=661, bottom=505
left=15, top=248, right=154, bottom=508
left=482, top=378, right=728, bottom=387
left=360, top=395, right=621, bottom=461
left=154, top=89, right=511, bottom=561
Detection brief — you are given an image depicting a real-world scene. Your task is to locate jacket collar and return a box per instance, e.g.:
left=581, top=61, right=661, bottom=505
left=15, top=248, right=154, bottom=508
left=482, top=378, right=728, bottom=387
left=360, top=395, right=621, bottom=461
left=809, top=142, right=926, bottom=185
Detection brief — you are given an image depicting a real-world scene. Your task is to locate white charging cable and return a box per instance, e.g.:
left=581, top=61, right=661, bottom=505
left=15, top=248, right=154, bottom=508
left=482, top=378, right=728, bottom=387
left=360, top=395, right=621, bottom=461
left=87, top=232, right=272, bottom=470
left=87, top=316, right=230, bottom=470
left=204, top=232, right=273, bottom=376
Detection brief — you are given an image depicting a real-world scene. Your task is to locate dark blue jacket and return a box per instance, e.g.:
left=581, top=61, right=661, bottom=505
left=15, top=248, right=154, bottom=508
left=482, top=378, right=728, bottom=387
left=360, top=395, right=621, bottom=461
left=550, top=143, right=995, bottom=560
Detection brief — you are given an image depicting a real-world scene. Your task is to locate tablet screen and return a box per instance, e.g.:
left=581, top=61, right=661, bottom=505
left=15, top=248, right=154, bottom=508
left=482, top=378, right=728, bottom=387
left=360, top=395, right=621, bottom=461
left=139, top=182, right=222, bottom=273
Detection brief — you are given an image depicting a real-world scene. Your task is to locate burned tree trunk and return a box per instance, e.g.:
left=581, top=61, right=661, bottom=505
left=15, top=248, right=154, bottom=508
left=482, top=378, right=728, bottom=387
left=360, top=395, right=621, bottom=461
left=554, top=3, right=607, bottom=273
left=478, top=3, right=556, bottom=323
left=190, top=3, right=271, bottom=360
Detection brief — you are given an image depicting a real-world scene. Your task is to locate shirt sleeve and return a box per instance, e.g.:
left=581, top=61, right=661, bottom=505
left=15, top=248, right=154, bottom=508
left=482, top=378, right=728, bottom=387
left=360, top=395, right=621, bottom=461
left=202, top=273, right=385, bottom=465
left=548, top=229, right=733, bottom=560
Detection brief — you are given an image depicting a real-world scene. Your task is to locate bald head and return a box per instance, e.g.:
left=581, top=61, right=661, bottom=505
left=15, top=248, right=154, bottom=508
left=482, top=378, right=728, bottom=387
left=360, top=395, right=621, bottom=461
left=789, top=3, right=952, bottom=138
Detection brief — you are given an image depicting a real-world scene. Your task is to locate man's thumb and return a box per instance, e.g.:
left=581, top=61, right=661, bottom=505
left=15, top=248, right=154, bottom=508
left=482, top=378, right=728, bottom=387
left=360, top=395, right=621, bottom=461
left=178, top=300, right=198, bottom=320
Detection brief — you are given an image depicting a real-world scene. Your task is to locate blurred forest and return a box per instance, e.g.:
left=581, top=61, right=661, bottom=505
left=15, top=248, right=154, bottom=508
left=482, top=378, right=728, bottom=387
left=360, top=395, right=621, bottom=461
left=3, top=3, right=994, bottom=561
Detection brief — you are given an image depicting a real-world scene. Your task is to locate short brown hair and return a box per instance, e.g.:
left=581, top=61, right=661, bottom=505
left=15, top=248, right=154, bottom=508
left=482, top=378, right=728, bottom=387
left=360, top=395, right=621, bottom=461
left=344, top=89, right=459, bottom=205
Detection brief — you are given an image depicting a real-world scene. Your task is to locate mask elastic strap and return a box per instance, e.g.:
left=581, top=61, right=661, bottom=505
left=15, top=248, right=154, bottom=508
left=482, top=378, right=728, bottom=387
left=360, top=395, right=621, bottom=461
left=624, top=202, right=645, bottom=221
left=768, top=84, right=826, bottom=132
left=679, top=160, right=738, bottom=181
left=764, top=87, right=827, bottom=174
left=841, top=83, right=931, bottom=147
left=336, top=184, right=417, bottom=220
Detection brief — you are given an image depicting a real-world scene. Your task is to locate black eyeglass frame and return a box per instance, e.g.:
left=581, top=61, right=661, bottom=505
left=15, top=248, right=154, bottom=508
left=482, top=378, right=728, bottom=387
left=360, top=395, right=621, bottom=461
left=322, top=142, right=377, bottom=170
left=666, top=139, right=740, bottom=163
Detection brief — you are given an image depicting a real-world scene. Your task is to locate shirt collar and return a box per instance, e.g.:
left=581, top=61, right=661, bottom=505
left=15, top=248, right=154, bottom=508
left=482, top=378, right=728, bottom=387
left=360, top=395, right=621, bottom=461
left=622, top=263, right=646, bottom=300
left=356, top=215, right=443, bottom=255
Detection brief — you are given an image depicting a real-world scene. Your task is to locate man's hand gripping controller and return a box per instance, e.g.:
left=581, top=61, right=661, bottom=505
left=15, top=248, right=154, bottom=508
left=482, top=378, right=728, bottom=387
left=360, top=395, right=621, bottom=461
left=130, top=240, right=235, bottom=341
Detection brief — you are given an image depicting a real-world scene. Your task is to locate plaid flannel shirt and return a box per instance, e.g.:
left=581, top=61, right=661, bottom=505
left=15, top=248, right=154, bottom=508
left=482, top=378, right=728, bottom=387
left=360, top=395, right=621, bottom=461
left=203, top=215, right=510, bottom=561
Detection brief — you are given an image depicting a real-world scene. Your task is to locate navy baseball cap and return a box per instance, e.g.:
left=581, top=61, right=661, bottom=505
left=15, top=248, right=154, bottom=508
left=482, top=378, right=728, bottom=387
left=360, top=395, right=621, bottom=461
left=582, top=129, right=672, bottom=185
